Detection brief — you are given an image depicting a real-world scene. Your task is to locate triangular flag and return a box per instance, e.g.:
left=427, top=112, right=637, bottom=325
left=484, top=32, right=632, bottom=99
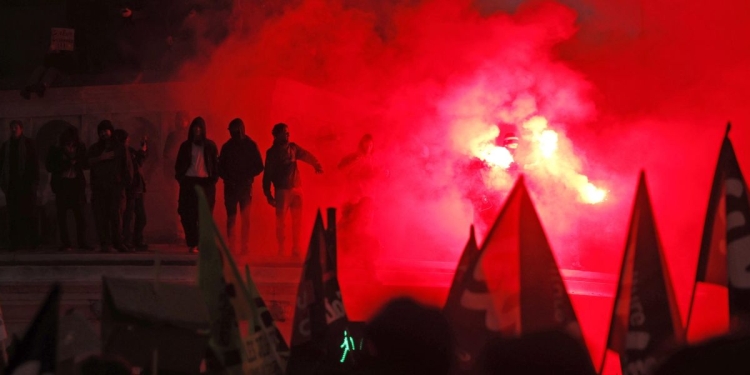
left=197, top=187, right=245, bottom=375
left=287, top=210, right=358, bottom=374
left=687, top=123, right=750, bottom=334
left=602, top=172, right=683, bottom=375
left=4, top=284, right=60, bottom=375
left=443, top=226, right=480, bottom=316
left=446, top=177, right=587, bottom=373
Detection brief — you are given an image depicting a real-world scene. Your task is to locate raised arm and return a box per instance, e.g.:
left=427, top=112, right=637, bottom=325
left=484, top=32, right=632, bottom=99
left=294, top=144, right=323, bottom=173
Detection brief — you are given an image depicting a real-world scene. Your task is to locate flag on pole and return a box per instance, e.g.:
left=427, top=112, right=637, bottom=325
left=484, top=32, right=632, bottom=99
left=4, top=284, right=60, bottom=375
left=602, top=172, right=683, bottom=375
left=443, top=226, right=480, bottom=316
left=197, top=186, right=289, bottom=374
left=287, top=210, right=358, bottom=374
left=198, top=186, right=245, bottom=375
left=445, top=177, right=587, bottom=372
left=688, top=123, right=750, bottom=333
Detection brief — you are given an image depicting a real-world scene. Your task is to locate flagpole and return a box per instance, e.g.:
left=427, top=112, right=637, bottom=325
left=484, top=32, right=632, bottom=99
left=684, top=123, right=731, bottom=340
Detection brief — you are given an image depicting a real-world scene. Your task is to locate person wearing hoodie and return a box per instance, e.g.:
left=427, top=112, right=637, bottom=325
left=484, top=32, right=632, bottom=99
left=45, top=126, right=92, bottom=251
left=87, top=120, right=133, bottom=253
left=175, top=117, right=219, bottom=253
left=218, top=118, right=263, bottom=254
left=263, top=123, right=323, bottom=258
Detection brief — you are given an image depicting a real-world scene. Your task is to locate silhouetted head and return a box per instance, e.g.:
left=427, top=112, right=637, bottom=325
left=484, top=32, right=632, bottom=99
left=77, top=354, right=131, bottom=375
left=97, top=120, right=114, bottom=143
left=113, top=129, right=129, bottom=146
left=9, top=120, right=23, bottom=139
left=365, top=297, right=454, bottom=375
left=228, top=118, right=245, bottom=140
left=272, top=123, right=289, bottom=144
left=189, top=117, right=206, bottom=144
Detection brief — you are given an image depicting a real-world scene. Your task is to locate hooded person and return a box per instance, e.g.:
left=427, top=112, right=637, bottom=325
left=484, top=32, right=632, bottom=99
left=218, top=118, right=263, bottom=254
left=174, top=116, right=219, bottom=253
left=87, top=120, right=133, bottom=253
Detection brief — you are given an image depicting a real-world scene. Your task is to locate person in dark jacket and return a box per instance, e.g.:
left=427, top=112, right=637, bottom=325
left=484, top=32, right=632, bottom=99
left=87, top=120, right=133, bottom=253
left=114, top=129, right=148, bottom=251
left=45, top=126, right=92, bottom=251
left=263, top=123, right=323, bottom=258
left=175, top=117, right=218, bottom=253
left=218, top=118, right=263, bottom=254
left=0, top=120, right=39, bottom=251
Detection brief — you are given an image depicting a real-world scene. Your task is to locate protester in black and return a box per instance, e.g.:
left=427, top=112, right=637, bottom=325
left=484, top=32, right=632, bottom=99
left=0, top=120, right=39, bottom=251
left=114, top=129, right=149, bottom=251
left=45, top=126, right=92, bottom=251
left=263, top=123, right=323, bottom=257
left=175, top=117, right=218, bottom=253
left=218, top=118, right=263, bottom=254
left=87, top=120, right=133, bottom=253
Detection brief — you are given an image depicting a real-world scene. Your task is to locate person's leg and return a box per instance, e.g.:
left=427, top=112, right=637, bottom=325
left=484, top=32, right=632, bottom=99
left=178, top=180, right=197, bottom=250
left=7, top=193, right=21, bottom=251
left=56, top=197, right=71, bottom=249
left=109, top=189, right=127, bottom=251
left=275, top=189, right=290, bottom=256
left=238, top=183, right=252, bottom=254
left=91, top=190, right=110, bottom=251
left=122, top=195, right=135, bottom=248
left=133, top=193, right=147, bottom=248
left=289, top=189, right=303, bottom=257
left=72, top=200, right=89, bottom=249
left=224, top=183, right=239, bottom=243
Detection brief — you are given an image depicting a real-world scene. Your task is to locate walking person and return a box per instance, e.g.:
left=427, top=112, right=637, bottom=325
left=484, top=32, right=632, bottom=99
left=45, top=126, right=92, bottom=251
left=218, top=118, right=263, bottom=254
left=175, top=117, right=218, bottom=253
left=262, top=123, right=323, bottom=258
left=0, top=120, right=39, bottom=251
left=87, top=120, right=133, bottom=253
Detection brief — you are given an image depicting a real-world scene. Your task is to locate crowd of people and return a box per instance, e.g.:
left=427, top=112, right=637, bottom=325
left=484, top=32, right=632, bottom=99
left=0, top=115, right=331, bottom=256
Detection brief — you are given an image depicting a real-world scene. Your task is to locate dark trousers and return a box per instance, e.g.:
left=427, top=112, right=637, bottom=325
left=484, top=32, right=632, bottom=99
left=178, top=177, right=215, bottom=247
left=55, top=179, right=87, bottom=247
left=123, top=193, right=146, bottom=246
left=92, top=188, right=125, bottom=248
left=224, top=182, right=251, bottom=249
left=6, top=188, right=35, bottom=251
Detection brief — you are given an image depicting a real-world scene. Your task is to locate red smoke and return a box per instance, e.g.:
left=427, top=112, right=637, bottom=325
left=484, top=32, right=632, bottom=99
left=170, top=0, right=750, bottom=363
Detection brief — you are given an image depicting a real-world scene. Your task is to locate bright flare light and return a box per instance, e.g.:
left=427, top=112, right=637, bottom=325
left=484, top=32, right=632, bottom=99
left=469, top=115, right=609, bottom=205
left=539, top=129, right=558, bottom=158
left=478, top=142, right=514, bottom=169
left=579, top=181, right=608, bottom=204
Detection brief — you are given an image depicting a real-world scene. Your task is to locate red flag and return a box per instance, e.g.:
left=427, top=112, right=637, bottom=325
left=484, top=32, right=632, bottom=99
left=688, top=123, right=750, bottom=333
left=603, top=172, right=683, bottom=375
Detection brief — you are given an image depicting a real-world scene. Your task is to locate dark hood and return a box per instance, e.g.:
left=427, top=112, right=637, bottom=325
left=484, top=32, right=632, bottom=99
left=188, top=117, right=207, bottom=142
left=229, top=118, right=246, bottom=138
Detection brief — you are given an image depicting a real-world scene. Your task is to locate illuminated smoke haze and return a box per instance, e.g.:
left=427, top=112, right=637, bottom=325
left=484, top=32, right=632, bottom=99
left=168, top=0, right=750, bottom=357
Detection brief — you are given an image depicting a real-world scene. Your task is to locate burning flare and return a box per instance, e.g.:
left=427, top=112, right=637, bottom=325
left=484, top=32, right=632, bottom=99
left=472, top=116, right=608, bottom=204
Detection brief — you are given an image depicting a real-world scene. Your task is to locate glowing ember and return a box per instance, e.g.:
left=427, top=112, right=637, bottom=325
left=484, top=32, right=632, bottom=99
left=539, top=129, right=558, bottom=158
left=478, top=143, right=514, bottom=169
left=579, top=181, right=608, bottom=204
